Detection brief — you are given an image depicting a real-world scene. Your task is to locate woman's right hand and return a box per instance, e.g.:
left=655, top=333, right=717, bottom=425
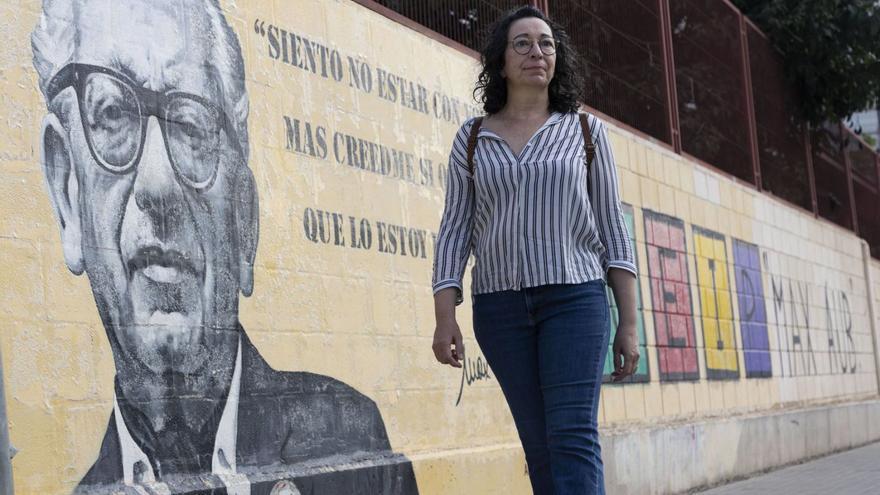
left=432, top=319, right=465, bottom=368
left=432, top=288, right=465, bottom=367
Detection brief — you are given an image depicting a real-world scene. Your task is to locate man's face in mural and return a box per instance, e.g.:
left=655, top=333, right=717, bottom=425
left=40, top=0, right=257, bottom=375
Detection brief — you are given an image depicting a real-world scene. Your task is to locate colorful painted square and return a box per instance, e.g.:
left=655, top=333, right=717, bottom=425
left=643, top=210, right=699, bottom=381
left=693, top=226, right=740, bottom=379
left=604, top=204, right=650, bottom=383
left=733, top=239, right=772, bottom=377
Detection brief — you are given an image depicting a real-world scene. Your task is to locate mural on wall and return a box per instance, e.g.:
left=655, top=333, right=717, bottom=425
left=763, top=251, right=859, bottom=377
left=732, top=239, right=772, bottom=378
left=765, top=252, right=819, bottom=377
left=31, top=0, right=418, bottom=493
left=604, top=204, right=650, bottom=383
left=643, top=210, right=700, bottom=381
left=693, top=226, right=740, bottom=379
left=824, top=284, right=858, bottom=375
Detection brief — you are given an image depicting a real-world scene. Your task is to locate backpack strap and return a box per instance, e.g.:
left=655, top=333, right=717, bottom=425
left=466, top=117, right=483, bottom=176
left=579, top=112, right=595, bottom=173
left=579, top=112, right=596, bottom=193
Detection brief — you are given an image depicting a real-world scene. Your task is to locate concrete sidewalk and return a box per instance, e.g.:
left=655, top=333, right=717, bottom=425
left=695, top=441, right=880, bottom=494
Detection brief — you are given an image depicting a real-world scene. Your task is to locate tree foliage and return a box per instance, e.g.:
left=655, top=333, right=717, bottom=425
left=731, top=0, right=880, bottom=124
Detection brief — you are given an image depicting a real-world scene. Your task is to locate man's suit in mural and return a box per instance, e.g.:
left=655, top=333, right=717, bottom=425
left=78, top=329, right=418, bottom=494
left=31, top=0, right=417, bottom=492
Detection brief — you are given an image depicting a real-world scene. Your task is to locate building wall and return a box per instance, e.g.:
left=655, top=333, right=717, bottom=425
left=0, top=1, right=878, bottom=493
left=850, top=108, right=880, bottom=149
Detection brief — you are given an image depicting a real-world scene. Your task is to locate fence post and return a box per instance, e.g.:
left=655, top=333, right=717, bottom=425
left=658, top=0, right=681, bottom=152
left=0, top=347, right=13, bottom=495
left=805, top=127, right=819, bottom=217
left=739, top=15, right=761, bottom=190
left=841, top=123, right=860, bottom=234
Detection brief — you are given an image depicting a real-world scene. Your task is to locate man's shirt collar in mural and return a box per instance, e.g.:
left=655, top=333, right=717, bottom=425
left=113, top=337, right=247, bottom=492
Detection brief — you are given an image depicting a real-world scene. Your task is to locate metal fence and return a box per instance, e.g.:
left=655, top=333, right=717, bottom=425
left=553, top=0, right=672, bottom=144
left=670, top=0, right=754, bottom=182
left=370, top=0, right=527, bottom=51
left=812, top=123, right=854, bottom=230
left=847, top=128, right=880, bottom=254
left=746, top=22, right=812, bottom=212
left=360, top=0, right=880, bottom=258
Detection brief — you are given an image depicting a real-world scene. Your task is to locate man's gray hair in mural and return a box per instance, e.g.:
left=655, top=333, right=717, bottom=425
left=32, top=0, right=418, bottom=493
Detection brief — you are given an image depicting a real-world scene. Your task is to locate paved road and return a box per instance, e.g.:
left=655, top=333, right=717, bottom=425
left=696, top=441, right=880, bottom=494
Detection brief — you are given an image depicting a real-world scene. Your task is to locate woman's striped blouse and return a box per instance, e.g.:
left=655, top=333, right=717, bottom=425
left=432, top=111, right=637, bottom=304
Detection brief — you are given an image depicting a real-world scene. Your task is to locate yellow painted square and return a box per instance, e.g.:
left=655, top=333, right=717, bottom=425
left=717, top=291, right=733, bottom=319
left=713, top=238, right=728, bottom=261
left=701, top=287, right=718, bottom=318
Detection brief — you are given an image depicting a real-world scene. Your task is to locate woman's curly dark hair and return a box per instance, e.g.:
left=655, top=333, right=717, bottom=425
left=475, top=6, right=584, bottom=115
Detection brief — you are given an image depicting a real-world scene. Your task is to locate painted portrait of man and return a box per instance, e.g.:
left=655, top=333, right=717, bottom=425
left=30, top=0, right=418, bottom=493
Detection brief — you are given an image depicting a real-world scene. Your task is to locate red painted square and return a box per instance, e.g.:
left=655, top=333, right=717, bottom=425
left=645, top=219, right=656, bottom=244
left=684, top=318, right=696, bottom=347
left=652, top=220, right=670, bottom=247
left=644, top=213, right=699, bottom=381
left=683, top=347, right=699, bottom=371
left=648, top=246, right=661, bottom=279
left=670, top=224, right=686, bottom=251
left=666, top=347, right=684, bottom=373
left=675, top=282, right=692, bottom=314
left=650, top=277, right=663, bottom=307
left=669, top=314, right=690, bottom=342
left=663, top=251, right=682, bottom=282
left=654, top=311, right=669, bottom=344
left=656, top=346, right=669, bottom=375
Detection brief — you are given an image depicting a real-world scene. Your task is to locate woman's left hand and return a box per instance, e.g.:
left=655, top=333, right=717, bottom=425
left=611, top=322, right=639, bottom=382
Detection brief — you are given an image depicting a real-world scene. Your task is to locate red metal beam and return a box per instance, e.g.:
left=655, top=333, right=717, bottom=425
left=529, top=0, right=549, bottom=12
left=739, top=12, right=761, bottom=190
left=805, top=127, right=819, bottom=217
left=658, top=0, right=682, bottom=152
left=841, top=123, right=859, bottom=234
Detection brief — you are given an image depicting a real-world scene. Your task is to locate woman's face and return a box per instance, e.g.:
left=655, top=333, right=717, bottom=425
left=502, top=17, right=556, bottom=90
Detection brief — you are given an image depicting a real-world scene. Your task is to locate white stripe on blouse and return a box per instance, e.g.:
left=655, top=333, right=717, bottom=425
left=432, top=111, right=637, bottom=304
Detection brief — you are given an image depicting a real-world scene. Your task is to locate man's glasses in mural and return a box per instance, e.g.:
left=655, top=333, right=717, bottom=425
left=46, top=63, right=242, bottom=191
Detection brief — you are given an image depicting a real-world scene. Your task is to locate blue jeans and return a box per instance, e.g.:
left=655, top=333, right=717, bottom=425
left=473, top=280, right=609, bottom=495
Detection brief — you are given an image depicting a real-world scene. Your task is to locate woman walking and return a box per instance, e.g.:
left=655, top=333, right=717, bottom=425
left=431, top=6, right=640, bottom=494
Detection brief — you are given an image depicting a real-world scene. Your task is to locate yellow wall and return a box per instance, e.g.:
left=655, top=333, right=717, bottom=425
left=0, top=1, right=878, bottom=493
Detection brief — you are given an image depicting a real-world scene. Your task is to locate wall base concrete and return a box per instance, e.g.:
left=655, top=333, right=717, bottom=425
left=603, top=399, right=880, bottom=495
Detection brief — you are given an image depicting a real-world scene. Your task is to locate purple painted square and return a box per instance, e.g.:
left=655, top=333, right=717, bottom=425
left=733, top=239, right=772, bottom=377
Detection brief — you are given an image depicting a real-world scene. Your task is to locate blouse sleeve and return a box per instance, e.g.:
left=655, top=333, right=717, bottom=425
left=432, top=119, right=477, bottom=305
left=587, top=116, right=637, bottom=277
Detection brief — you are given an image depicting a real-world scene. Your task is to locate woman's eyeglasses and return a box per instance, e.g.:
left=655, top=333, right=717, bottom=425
left=509, top=37, right=557, bottom=56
